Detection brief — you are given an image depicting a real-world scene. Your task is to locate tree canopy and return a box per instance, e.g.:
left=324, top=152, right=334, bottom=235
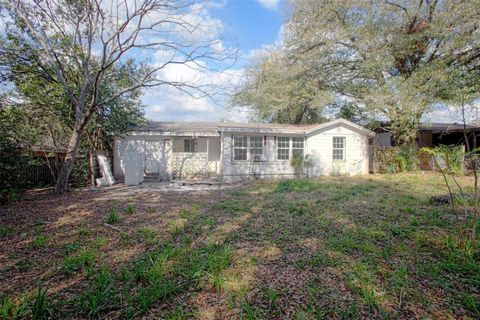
left=234, top=0, right=480, bottom=145
left=0, top=0, right=233, bottom=192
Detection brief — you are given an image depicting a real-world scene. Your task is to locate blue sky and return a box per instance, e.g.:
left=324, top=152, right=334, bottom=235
left=142, top=0, right=285, bottom=123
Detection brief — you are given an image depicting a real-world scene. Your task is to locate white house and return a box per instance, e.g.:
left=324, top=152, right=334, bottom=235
left=113, top=118, right=375, bottom=185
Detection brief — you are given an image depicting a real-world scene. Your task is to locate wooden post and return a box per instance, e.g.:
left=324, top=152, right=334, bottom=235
left=89, top=151, right=95, bottom=186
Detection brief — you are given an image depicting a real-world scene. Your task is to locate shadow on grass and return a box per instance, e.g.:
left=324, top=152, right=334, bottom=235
left=1, top=174, right=479, bottom=319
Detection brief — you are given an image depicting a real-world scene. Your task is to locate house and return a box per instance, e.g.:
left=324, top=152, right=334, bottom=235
left=113, top=118, right=375, bottom=185
left=374, top=122, right=480, bottom=148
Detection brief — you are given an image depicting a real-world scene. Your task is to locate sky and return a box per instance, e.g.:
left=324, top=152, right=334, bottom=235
left=142, top=0, right=285, bottom=123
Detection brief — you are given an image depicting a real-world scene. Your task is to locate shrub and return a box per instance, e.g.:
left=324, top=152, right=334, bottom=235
left=373, top=146, right=418, bottom=173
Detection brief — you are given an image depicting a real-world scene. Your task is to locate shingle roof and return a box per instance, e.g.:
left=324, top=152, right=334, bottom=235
left=132, top=121, right=319, bottom=134
left=130, top=119, right=375, bottom=137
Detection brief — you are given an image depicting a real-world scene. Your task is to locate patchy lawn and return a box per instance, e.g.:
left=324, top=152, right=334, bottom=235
left=1, top=173, right=479, bottom=319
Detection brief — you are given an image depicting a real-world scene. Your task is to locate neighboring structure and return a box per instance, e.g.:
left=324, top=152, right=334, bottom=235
left=113, top=118, right=375, bottom=184
left=374, top=122, right=480, bottom=148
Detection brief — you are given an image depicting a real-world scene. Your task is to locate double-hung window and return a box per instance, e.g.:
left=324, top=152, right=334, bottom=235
left=184, top=139, right=197, bottom=153
left=277, top=137, right=290, bottom=160
left=292, top=137, right=304, bottom=159
left=249, top=136, right=263, bottom=161
left=332, top=137, right=345, bottom=160
left=233, top=136, right=247, bottom=160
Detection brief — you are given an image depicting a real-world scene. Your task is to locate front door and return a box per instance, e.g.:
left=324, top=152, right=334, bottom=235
left=145, top=140, right=161, bottom=174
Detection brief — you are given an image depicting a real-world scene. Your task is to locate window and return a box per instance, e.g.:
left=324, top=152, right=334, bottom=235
left=292, top=137, right=304, bottom=159
left=250, top=136, right=263, bottom=161
left=277, top=137, right=290, bottom=160
left=184, top=139, right=197, bottom=152
left=333, top=137, right=345, bottom=160
left=233, top=136, right=247, bottom=160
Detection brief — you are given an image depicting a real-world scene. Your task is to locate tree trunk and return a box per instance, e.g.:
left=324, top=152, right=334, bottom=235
left=54, top=127, right=83, bottom=193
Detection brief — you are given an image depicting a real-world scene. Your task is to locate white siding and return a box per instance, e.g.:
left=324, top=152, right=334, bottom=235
left=221, top=134, right=296, bottom=181
left=220, top=123, right=370, bottom=180
left=306, top=124, right=369, bottom=176
left=114, top=135, right=221, bottom=181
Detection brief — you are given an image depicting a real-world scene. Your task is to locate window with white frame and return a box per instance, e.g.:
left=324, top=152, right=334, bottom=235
left=249, top=136, right=263, bottom=161
left=332, top=137, right=345, bottom=160
left=292, top=137, right=304, bottom=159
left=277, top=137, right=290, bottom=160
left=184, top=139, right=197, bottom=152
left=233, top=136, right=247, bottom=160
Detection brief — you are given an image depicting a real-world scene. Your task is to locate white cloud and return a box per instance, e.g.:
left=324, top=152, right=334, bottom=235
left=257, top=0, right=280, bottom=10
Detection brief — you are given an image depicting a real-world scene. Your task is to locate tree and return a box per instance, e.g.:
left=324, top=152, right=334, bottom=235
left=232, top=49, right=331, bottom=124
left=1, top=0, right=233, bottom=193
left=244, top=0, right=480, bottom=143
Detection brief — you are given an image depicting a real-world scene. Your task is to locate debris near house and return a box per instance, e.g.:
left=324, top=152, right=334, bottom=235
left=95, top=154, right=116, bottom=187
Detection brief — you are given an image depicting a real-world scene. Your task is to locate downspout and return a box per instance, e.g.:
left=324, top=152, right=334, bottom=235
left=219, top=130, right=224, bottom=181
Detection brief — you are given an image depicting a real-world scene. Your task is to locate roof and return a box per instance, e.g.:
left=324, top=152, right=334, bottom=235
left=130, top=119, right=375, bottom=137
left=374, top=122, right=480, bottom=134
left=418, top=123, right=480, bottom=133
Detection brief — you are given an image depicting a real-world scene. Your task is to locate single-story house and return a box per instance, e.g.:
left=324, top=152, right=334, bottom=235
left=113, top=118, right=375, bottom=184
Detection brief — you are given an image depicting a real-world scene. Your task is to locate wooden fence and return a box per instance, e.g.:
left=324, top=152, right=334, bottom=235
left=20, top=156, right=60, bottom=187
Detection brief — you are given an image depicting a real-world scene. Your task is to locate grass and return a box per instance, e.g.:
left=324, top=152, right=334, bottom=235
left=106, top=206, right=120, bottom=224
left=125, top=204, right=136, bottom=215
left=29, top=235, right=47, bottom=249
left=62, top=247, right=98, bottom=274
left=2, top=173, right=480, bottom=319
left=0, top=226, right=14, bottom=237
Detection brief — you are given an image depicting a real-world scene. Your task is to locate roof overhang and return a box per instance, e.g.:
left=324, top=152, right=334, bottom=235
left=306, top=119, right=376, bottom=138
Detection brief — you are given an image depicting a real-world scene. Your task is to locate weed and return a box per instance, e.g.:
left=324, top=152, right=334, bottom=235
left=463, top=294, right=480, bottom=315
left=164, top=307, right=194, bottom=320
left=0, top=226, right=14, bottom=237
left=168, top=220, right=186, bottom=236
left=106, top=209, right=120, bottom=224
left=119, top=233, right=133, bottom=246
left=138, top=226, right=156, bottom=244
left=275, top=179, right=315, bottom=193
left=179, top=205, right=199, bottom=219
left=241, top=301, right=258, bottom=320
left=214, top=199, right=251, bottom=215
left=63, top=248, right=98, bottom=274
left=360, top=287, right=378, bottom=310
left=262, top=287, right=279, bottom=309
left=79, top=267, right=117, bottom=318
left=92, top=236, right=107, bottom=248
left=296, top=251, right=338, bottom=268
left=77, top=228, right=90, bottom=237
left=0, top=292, right=27, bottom=320
left=125, top=204, right=136, bottom=215
left=62, top=242, right=81, bottom=256
left=30, top=285, right=49, bottom=320
left=337, top=301, right=358, bottom=318
left=29, top=236, right=47, bottom=249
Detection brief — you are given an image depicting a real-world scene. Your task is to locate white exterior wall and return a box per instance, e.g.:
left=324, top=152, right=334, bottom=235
left=113, top=120, right=372, bottom=183
left=306, top=125, right=369, bottom=176
left=114, top=135, right=220, bottom=181
left=221, top=134, right=296, bottom=180
left=219, top=123, right=370, bottom=180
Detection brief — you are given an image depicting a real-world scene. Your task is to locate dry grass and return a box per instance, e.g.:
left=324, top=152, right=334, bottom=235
left=0, top=173, right=479, bottom=319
